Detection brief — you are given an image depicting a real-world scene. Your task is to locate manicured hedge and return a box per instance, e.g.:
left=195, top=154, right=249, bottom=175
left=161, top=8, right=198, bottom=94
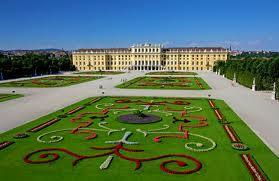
left=214, top=58, right=279, bottom=100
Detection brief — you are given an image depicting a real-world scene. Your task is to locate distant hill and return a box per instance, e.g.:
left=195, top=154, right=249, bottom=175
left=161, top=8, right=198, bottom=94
left=35, top=48, right=64, bottom=51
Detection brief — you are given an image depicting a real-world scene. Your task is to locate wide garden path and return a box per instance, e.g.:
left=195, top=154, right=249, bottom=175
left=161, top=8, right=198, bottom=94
left=0, top=71, right=278, bottom=156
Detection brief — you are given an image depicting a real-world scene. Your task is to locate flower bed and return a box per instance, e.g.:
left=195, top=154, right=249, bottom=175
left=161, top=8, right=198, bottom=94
left=208, top=100, right=216, bottom=108
left=214, top=109, right=223, bottom=120
left=27, top=118, right=61, bottom=132
left=223, top=125, right=241, bottom=143
left=174, top=116, right=208, bottom=128
left=24, top=143, right=202, bottom=175
left=89, top=97, right=103, bottom=104
left=153, top=131, right=189, bottom=142
left=194, top=78, right=204, bottom=89
left=232, top=143, right=249, bottom=151
left=240, top=154, right=268, bottom=181
left=13, top=133, right=29, bottom=139
left=0, top=141, right=15, bottom=150
left=67, top=106, right=85, bottom=115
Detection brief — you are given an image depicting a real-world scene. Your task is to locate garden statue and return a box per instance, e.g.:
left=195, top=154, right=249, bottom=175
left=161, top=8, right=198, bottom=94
left=271, top=82, right=276, bottom=100
left=233, top=73, right=237, bottom=84
left=0, top=71, right=3, bottom=80
left=252, top=78, right=256, bottom=91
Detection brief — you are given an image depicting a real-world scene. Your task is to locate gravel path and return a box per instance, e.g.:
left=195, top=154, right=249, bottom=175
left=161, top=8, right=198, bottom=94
left=0, top=71, right=278, bottom=156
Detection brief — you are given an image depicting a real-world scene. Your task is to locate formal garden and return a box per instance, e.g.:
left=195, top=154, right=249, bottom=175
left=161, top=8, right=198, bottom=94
left=146, top=71, right=197, bottom=76
left=116, top=77, right=210, bottom=90
left=0, top=76, right=102, bottom=87
left=75, top=71, right=124, bottom=75
left=0, top=93, right=23, bottom=102
left=0, top=96, right=277, bottom=180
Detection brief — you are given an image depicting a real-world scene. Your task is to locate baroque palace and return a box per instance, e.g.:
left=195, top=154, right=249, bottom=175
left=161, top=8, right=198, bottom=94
left=72, top=43, right=228, bottom=71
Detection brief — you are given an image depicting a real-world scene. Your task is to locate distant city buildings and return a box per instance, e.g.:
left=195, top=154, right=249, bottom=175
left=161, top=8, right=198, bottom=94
left=72, top=43, right=229, bottom=71
left=230, top=50, right=242, bottom=56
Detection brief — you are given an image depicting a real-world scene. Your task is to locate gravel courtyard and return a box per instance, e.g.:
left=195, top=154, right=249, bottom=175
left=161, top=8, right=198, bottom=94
left=0, top=71, right=278, bottom=156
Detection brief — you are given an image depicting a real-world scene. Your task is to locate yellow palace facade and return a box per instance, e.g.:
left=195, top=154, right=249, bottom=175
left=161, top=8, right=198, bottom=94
left=72, top=44, right=228, bottom=71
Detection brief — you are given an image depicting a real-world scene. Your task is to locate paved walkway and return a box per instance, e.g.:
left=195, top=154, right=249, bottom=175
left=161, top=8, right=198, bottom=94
left=0, top=71, right=278, bottom=156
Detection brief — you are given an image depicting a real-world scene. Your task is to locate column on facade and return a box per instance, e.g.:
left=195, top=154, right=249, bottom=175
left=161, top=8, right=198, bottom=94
left=144, top=60, right=146, bottom=70
left=145, top=59, right=147, bottom=70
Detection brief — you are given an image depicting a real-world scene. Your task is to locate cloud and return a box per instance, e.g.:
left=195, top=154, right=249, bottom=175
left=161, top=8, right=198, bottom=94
left=247, top=40, right=261, bottom=46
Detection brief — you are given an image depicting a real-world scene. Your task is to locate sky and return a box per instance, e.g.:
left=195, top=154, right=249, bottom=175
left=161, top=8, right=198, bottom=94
left=0, top=0, right=278, bottom=51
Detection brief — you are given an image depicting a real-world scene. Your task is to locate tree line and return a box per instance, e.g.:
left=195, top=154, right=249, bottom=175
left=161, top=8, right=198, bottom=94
left=0, top=53, right=76, bottom=80
left=214, top=54, right=279, bottom=100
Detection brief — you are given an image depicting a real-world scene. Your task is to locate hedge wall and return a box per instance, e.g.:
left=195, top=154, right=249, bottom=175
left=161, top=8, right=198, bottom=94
left=214, top=58, right=279, bottom=100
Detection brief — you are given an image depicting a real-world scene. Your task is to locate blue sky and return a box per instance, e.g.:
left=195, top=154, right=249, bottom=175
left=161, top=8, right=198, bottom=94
left=0, top=0, right=278, bottom=50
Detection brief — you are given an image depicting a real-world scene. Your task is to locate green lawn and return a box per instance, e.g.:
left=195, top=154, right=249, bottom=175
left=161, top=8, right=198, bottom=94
left=116, top=76, right=211, bottom=90
left=75, top=71, right=124, bottom=75
left=146, top=71, right=197, bottom=75
left=0, top=94, right=23, bottom=102
left=0, top=76, right=102, bottom=87
left=0, top=96, right=277, bottom=181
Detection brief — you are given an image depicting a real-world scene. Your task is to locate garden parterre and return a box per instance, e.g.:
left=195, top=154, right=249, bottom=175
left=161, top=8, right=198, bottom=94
left=116, top=76, right=211, bottom=90
left=146, top=71, right=197, bottom=76
left=0, top=96, right=278, bottom=181
left=0, top=76, right=102, bottom=87
left=75, top=71, right=125, bottom=75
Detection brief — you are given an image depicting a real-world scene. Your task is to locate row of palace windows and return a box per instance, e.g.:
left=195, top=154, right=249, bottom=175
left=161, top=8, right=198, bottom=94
left=166, top=67, right=209, bottom=71
left=75, top=59, right=215, bottom=66
left=76, top=61, right=134, bottom=66
left=165, top=54, right=225, bottom=57
left=134, top=48, right=160, bottom=53
left=77, top=66, right=210, bottom=71
left=135, top=61, right=160, bottom=65
left=167, top=61, right=207, bottom=65
left=75, top=54, right=226, bottom=61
